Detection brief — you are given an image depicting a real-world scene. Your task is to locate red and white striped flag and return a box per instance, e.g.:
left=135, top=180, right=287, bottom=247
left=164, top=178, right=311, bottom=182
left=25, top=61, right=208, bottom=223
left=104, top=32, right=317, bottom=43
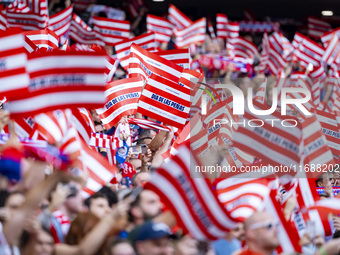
left=173, top=18, right=206, bottom=48
left=155, top=48, right=190, bottom=69
left=0, top=29, right=29, bottom=99
left=145, top=141, right=238, bottom=240
left=265, top=191, right=302, bottom=254
left=60, top=39, right=71, bottom=51
left=259, top=32, right=269, bottom=72
left=89, top=132, right=112, bottom=148
left=315, top=109, right=340, bottom=156
left=23, top=34, right=38, bottom=53
left=137, top=73, right=190, bottom=129
left=69, top=13, right=104, bottom=46
left=308, top=198, right=340, bottom=215
left=301, top=115, right=335, bottom=169
left=146, top=14, right=173, bottom=43
left=0, top=6, right=7, bottom=30
left=227, top=36, right=258, bottom=63
left=168, top=4, right=193, bottom=30
left=96, top=77, right=143, bottom=129
left=7, top=1, right=48, bottom=30
left=90, top=44, right=118, bottom=82
left=216, top=177, right=270, bottom=222
left=321, top=27, right=340, bottom=48
left=114, top=32, right=156, bottom=70
left=254, top=78, right=267, bottom=104
left=322, top=33, right=340, bottom=65
left=267, top=32, right=287, bottom=75
left=10, top=117, right=35, bottom=138
left=128, top=43, right=183, bottom=82
left=226, top=22, right=239, bottom=38
left=92, top=17, right=130, bottom=46
left=23, top=29, right=59, bottom=50
left=79, top=139, right=117, bottom=197
left=127, top=118, right=171, bottom=132
left=7, top=51, right=106, bottom=118
left=312, top=79, right=321, bottom=106
left=216, top=14, right=228, bottom=39
left=48, top=5, right=73, bottom=38
left=308, top=16, right=332, bottom=39
left=34, top=109, right=73, bottom=144
left=232, top=101, right=302, bottom=168
left=72, top=108, right=95, bottom=143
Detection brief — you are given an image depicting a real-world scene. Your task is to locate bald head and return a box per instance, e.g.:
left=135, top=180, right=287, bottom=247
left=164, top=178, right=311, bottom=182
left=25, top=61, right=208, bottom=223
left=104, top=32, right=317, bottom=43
left=244, top=212, right=279, bottom=255
left=244, top=211, right=274, bottom=230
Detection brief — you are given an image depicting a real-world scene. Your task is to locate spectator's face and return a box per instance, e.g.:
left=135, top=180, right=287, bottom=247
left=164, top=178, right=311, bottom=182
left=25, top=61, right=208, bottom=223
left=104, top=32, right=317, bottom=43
left=139, top=190, right=162, bottom=220
left=247, top=215, right=279, bottom=250
left=130, top=158, right=142, bottom=172
left=136, top=237, right=170, bottom=255
left=111, top=242, right=136, bottom=255
left=135, top=172, right=150, bottom=187
left=34, top=230, right=54, bottom=255
left=175, top=235, right=199, bottom=255
left=95, top=124, right=104, bottom=133
left=5, top=193, right=25, bottom=212
left=230, top=223, right=245, bottom=241
left=89, top=197, right=111, bottom=218
left=65, top=183, right=84, bottom=214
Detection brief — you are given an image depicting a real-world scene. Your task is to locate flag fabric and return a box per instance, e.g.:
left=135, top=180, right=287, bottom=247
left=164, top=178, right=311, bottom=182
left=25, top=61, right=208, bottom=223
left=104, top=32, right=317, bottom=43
left=0, top=29, right=30, bottom=99
left=23, top=29, right=59, bottom=50
left=89, top=132, right=112, bottom=149
left=238, top=21, right=278, bottom=32
left=127, top=118, right=171, bottom=132
left=128, top=43, right=183, bottom=82
left=72, top=108, right=95, bottom=143
left=34, top=109, right=73, bottom=144
left=23, top=34, right=38, bottom=53
left=216, top=14, right=228, bottom=39
left=173, top=18, right=206, bottom=48
left=48, top=5, right=73, bottom=38
left=227, top=36, right=258, bottom=63
left=92, top=17, right=130, bottom=46
left=7, top=51, right=106, bottom=118
left=6, top=2, right=48, bottom=31
left=0, top=6, right=7, bottom=30
left=267, top=32, right=287, bottom=75
left=10, top=117, right=35, bottom=138
left=168, top=4, right=193, bottom=30
left=79, top=139, right=117, bottom=197
left=308, top=198, right=340, bottom=215
left=301, top=115, right=335, bottom=172
left=322, top=33, right=340, bottom=65
left=96, top=77, right=144, bottom=129
left=259, top=32, right=269, bottom=72
left=254, top=78, right=267, bottom=103
left=145, top=141, right=238, bottom=240
left=146, top=14, right=173, bottom=43
left=315, top=109, right=340, bottom=156
left=232, top=101, right=302, bottom=168
left=155, top=48, right=190, bottom=69
left=226, top=22, right=239, bottom=38
left=137, top=73, right=190, bottom=129
left=69, top=13, right=104, bottom=46
left=90, top=44, right=118, bottom=82
left=216, top=177, right=270, bottom=222
left=114, top=32, right=156, bottom=70
left=308, top=16, right=332, bottom=39
left=265, top=191, right=302, bottom=254
left=321, top=27, right=340, bottom=48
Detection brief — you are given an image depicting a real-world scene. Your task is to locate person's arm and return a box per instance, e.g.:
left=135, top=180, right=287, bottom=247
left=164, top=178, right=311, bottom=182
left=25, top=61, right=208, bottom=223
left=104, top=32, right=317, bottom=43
left=315, top=239, right=340, bottom=255
left=4, top=170, right=78, bottom=245
left=55, top=198, right=131, bottom=255
left=151, top=129, right=174, bottom=168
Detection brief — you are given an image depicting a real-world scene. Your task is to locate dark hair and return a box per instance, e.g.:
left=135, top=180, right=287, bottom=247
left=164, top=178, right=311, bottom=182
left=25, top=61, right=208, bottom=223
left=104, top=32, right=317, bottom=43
left=84, top=192, right=109, bottom=208
left=99, top=186, right=118, bottom=206
left=139, top=129, right=156, bottom=139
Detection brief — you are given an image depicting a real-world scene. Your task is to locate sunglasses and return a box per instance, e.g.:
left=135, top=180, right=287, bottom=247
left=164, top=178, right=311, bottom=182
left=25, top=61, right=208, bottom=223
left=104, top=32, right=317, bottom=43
left=248, top=221, right=279, bottom=231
